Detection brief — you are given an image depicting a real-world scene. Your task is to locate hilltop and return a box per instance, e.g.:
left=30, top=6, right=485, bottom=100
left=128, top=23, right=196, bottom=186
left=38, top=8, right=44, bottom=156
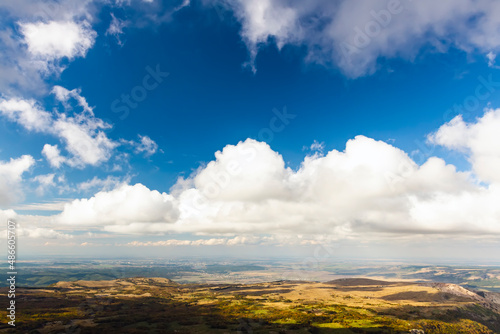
left=1, top=277, right=499, bottom=333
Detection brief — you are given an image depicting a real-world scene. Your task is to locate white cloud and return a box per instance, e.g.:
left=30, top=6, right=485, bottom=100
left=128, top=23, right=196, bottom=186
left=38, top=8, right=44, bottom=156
left=52, top=128, right=500, bottom=239
left=127, top=238, right=228, bottom=246
left=106, top=13, right=128, bottom=46
left=215, top=0, right=500, bottom=77
left=126, top=235, right=321, bottom=246
left=77, top=175, right=129, bottom=192
left=42, top=144, right=66, bottom=168
left=304, top=140, right=325, bottom=154
left=0, top=98, right=52, bottom=131
left=0, top=209, right=17, bottom=222
left=191, top=139, right=291, bottom=202
left=429, top=108, right=500, bottom=184
left=225, top=0, right=300, bottom=72
left=57, top=184, right=179, bottom=227
left=132, top=135, right=158, bottom=156
left=34, top=173, right=55, bottom=186
left=409, top=185, right=500, bottom=234
left=15, top=226, right=73, bottom=239
left=0, top=155, right=35, bottom=205
left=52, top=85, right=93, bottom=113
left=0, top=27, right=45, bottom=95
left=0, top=0, right=95, bottom=23
left=0, top=0, right=95, bottom=94
left=12, top=200, right=69, bottom=212
left=0, top=217, right=73, bottom=239
left=19, top=20, right=96, bottom=63
left=310, top=141, right=324, bottom=151
left=487, top=51, right=497, bottom=68
left=172, top=137, right=476, bottom=236
left=54, top=114, right=116, bottom=167
left=49, top=86, right=116, bottom=167
left=0, top=90, right=117, bottom=168
left=33, top=173, right=55, bottom=195
left=174, top=0, right=190, bottom=11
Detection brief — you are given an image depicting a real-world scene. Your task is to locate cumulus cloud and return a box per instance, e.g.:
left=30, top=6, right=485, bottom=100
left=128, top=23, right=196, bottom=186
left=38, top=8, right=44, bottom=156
left=0, top=155, right=35, bottom=205
left=173, top=137, right=476, bottom=236
left=0, top=0, right=96, bottom=93
left=0, top=89, right=117, bottom=168
left=52, top=122, right=499, bottom=240
left=20, top=20, right=96, bottom=64
left=0, top=20, right=96, bottom=93
left=212, top=0, right=500, bottom=77
left=57, top=184, right=179, bottom=227
left=429, top=108, right=500, bottom=184
left=191, top=139, right=291, bottom=202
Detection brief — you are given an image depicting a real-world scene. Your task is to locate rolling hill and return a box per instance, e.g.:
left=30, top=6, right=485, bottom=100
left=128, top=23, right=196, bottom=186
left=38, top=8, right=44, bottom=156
left=1, top=277, right=499, bottom=333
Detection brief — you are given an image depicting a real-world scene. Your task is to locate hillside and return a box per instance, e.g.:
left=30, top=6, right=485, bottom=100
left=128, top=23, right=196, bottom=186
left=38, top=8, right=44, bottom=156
left=1, top=277, right=500, bottom=333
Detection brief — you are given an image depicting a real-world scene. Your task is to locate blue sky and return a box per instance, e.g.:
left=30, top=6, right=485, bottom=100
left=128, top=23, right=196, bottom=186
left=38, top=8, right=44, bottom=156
left=1, top=0, right=500, bottom=260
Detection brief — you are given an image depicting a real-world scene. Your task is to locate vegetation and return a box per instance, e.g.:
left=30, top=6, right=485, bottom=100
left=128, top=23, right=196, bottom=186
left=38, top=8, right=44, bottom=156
left=0, top=277, right=498, bottom=333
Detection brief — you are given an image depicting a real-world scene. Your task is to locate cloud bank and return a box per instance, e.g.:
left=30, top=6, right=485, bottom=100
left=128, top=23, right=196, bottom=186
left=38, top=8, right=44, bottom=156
left=49, top=109, right=500, bottom=241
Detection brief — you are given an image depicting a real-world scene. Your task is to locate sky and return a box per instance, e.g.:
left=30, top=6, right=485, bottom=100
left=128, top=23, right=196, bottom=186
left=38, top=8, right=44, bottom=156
left=1, top=0, right=500, bottom=262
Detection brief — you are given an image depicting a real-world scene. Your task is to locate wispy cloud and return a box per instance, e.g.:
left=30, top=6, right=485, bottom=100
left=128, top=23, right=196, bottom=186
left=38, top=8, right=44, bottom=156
left=0, top=89, right=117, bottom=168
left=122, top=135, right=159, bottom=157
left=105, top=13, right=128, bottom=46
left=12, top=200, right=70, bottom=212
